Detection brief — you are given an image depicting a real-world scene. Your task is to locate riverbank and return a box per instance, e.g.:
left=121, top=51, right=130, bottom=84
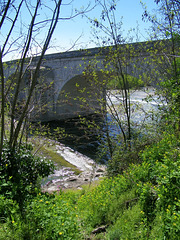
left=33, top=138, right=106, bottom=192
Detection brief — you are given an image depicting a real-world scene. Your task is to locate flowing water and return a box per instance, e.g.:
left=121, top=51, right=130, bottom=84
left=45, top=114, right=104, bottom=161
left=45, top=87, right=165, bottom=162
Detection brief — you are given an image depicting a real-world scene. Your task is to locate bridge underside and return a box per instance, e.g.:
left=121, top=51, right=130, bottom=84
left=33, top=72, right=106, bottom=122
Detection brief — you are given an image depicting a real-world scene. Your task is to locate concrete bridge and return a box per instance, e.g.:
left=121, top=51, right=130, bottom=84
left=4, top=40, right=168, bottom=121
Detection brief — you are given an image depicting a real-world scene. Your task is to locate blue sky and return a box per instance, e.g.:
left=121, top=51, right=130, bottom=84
left=1, top=0, right=158, bottom=60
left=47, top=0, right=158, bottom=54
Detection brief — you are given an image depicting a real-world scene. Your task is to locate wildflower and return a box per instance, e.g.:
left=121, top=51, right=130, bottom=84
left=173, top=223, right=176, bottom=226
left=62, top=223, right=64, bottom=226
left=12, top=221, right=15, bottom=224
left=59, top=232, right=63, bottom=235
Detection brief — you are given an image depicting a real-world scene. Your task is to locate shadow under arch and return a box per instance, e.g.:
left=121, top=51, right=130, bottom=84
left=56, top=71, right=106, bottom=120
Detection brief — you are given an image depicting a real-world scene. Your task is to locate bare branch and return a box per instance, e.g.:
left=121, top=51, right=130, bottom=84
left=0, top=0, right=11, bottom=29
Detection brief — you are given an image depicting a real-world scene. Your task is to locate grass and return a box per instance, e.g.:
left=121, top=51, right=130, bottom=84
left=31, top=137, right=82, bottom=175
left=40, top=145, right=81, bottom=174
left=0, top=132, right=179, bottom=239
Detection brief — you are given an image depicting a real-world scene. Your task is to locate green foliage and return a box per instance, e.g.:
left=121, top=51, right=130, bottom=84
left=107, top=204, right=143, bottom=240
left=0, top=132, right=179, bottom=239
left=0, top=192, right=80, bottom=240
left=137, top=133, right=180, bottom=238
left=0, top=195, right=19, bottom=221
left=22, top=193, right=80, bottom=240
left=76, top=133, right=179, bottom=239
left=107, top=74, right=144, bottom=90
left=107, top=135, right=155, bottom=176
left=77, top=173, right=138, bottom=230
left=107, top=147, right=140, bottom=175
left=159, top=75, right=180, bottom=131
left=139, top=182, right=157, bottom=224
left=76, top=132, right=179, bottom=238
left=0, top=142, right=55, bottom=208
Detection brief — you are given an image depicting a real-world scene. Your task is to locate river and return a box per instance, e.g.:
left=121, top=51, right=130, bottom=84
left=43, top=87, right=165, bottom=163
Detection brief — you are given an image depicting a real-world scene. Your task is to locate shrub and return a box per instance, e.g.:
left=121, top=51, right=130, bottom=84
left=0, top=142, right=55, bottom=209
left=0, top=195, right=19, bottom=221
left=137, top=133, right=180, bottom=239
left=107, top=135, right=154, bottom=176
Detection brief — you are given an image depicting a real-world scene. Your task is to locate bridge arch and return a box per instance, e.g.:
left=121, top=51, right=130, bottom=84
left=4, top=40, right=168, bottom=121
left=55, top=71, right=106, bottom=120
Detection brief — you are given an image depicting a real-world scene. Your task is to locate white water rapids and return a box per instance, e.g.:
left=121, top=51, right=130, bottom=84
left=42, top=87, right=166, bottom=187
left=54, top=87, right=166, bottom=170
left=107, top=87, right=166, bottom=124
